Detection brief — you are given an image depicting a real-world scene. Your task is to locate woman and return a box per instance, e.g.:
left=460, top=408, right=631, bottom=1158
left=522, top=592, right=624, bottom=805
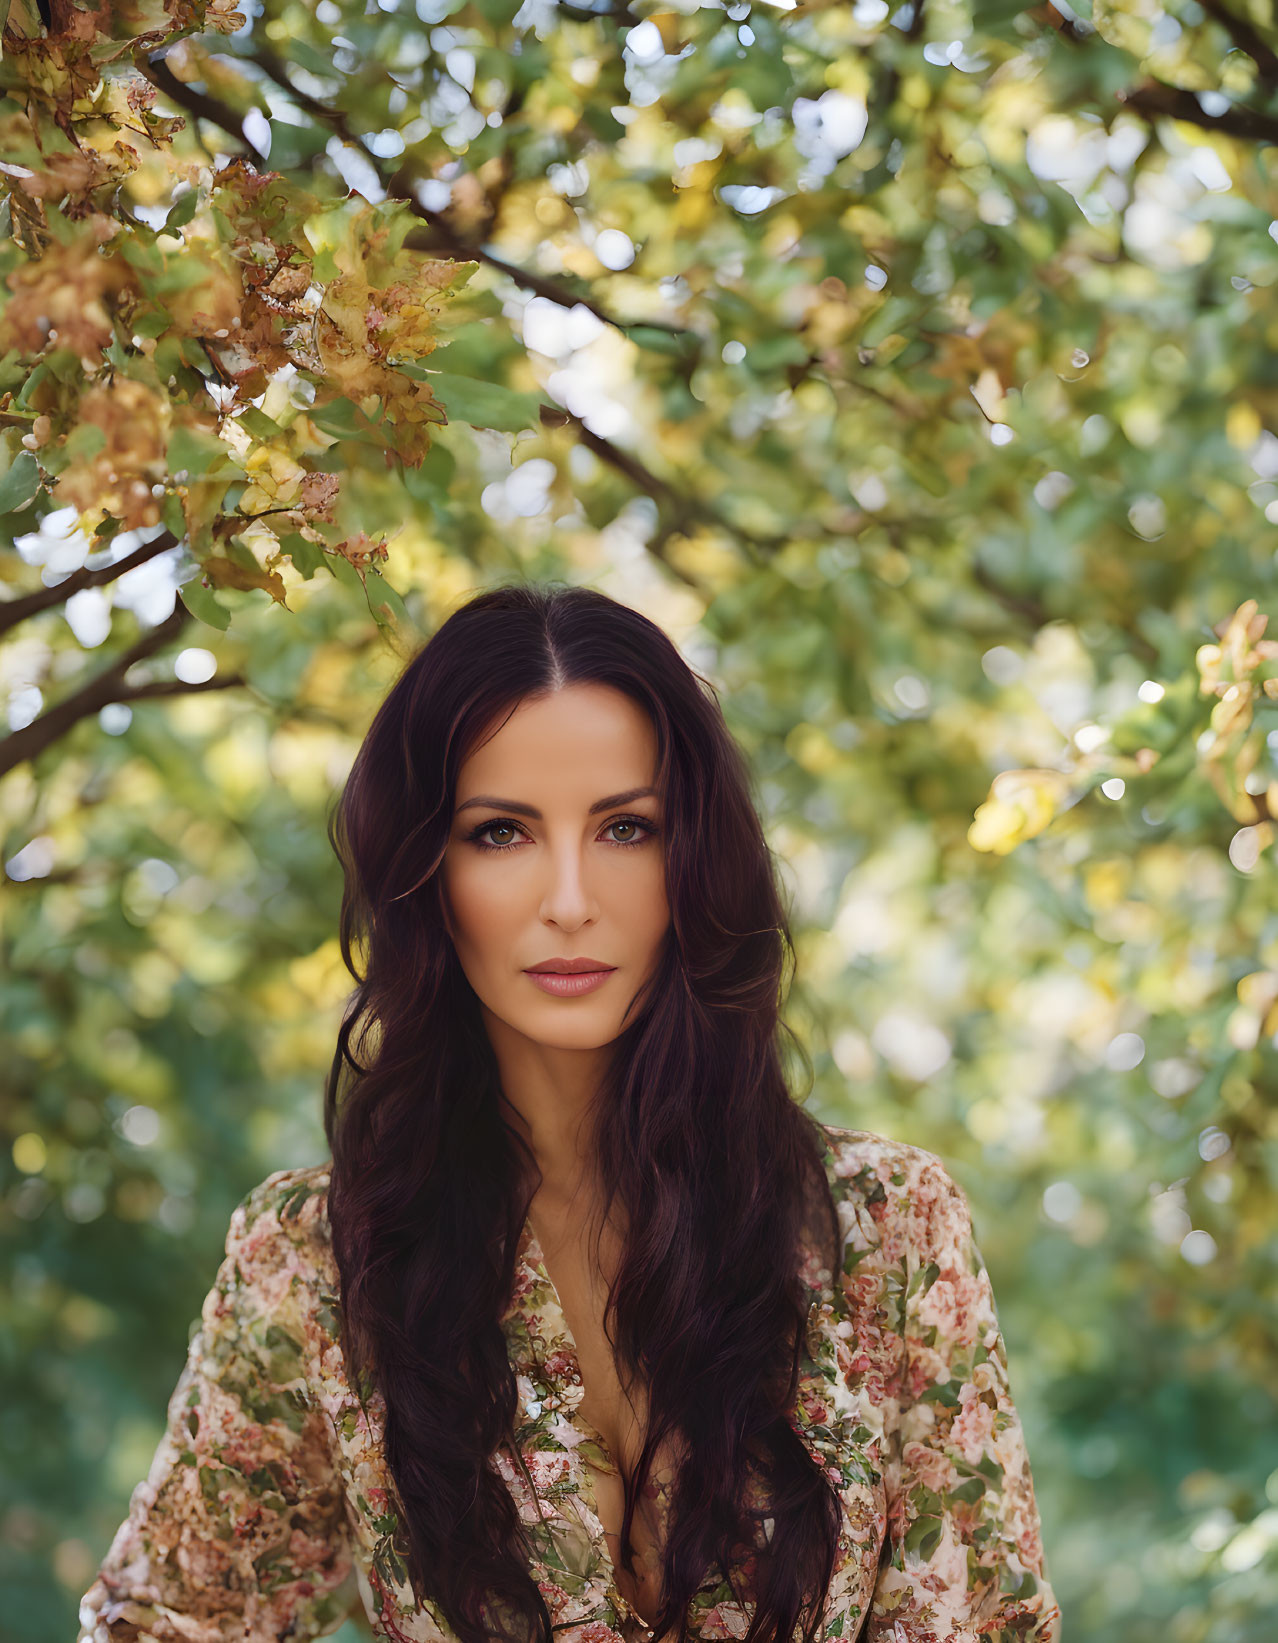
left=76, top=584, right=1061, bottom=1643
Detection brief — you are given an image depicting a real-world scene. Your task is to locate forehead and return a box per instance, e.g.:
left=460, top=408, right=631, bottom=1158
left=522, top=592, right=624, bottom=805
left=456, top=685, right=659, bottom=797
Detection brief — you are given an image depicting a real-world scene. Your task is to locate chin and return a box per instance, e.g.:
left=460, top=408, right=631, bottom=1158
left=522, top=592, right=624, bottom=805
left=527, top=1018, right=622, bottom=1049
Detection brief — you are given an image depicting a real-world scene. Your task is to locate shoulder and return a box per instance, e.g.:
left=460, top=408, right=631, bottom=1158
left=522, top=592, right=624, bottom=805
left=219, top=1161, right=337, bottom=1298
left=232, top=1160, right=333, bottom=1233
left=815, top=1123, right=976, bottom=1265
left=817, top=1121, right=957, bottom=1196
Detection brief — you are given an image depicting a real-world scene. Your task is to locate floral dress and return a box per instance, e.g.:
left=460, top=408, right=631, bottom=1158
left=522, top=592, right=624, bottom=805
left=75, top=1125, right=1062, bottom=1643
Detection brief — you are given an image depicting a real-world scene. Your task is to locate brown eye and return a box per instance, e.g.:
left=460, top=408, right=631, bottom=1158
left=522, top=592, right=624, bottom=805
left=467, top=815, right=658, bottom=855
left=469, top=820, right=526, bottom=853
left=602, top=816, right=659, bottom=849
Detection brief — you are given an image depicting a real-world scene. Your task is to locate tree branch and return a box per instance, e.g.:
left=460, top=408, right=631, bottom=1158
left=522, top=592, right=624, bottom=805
left=1116, top=78, right=1278, bottom=146
left=149, top=44, right=687, bottom=342
left=0, top=602, right=242, bottom=777
left=138, top=52, right=267, bottom=162
left=554, top=407, right=784, bottom=573
left=1032, top=3, right=1091, bottom=46
left=137, top=50, right=266, bottom=157
left=0, top=529, right=181, bottom=639
left=557, top=1, right=642, bottom=24
left=972, top=561, right=1159, bottom=662
left=136, top=41, right=831, bottom=598
left=107, top=673, right=247, bottom=703
left=137, top=44, right=782, bottom=589
left=1197, top=0, right=1278, bottom=93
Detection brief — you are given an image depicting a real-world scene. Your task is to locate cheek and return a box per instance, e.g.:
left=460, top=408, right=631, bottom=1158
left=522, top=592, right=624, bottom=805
left=445, top=857, right=512, bottom=941
left=629, top=858, right=670, bottom=935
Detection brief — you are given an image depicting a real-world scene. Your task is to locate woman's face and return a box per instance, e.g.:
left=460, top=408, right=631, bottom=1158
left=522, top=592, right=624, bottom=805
left=440, top=683, right=670, bottom=1051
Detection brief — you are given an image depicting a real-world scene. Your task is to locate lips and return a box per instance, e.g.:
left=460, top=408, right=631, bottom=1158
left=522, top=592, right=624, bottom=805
left=524, top=958, right=616, bottom=974
left=524, top=965, right=615, bottom=998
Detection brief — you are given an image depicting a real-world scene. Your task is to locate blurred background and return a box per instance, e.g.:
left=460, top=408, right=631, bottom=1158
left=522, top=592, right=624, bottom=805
left=3, top=1, right=1277, bottom=1639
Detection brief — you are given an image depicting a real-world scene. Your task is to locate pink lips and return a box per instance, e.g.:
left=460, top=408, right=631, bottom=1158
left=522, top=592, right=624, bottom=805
left=523, top=962, right=616, bottom=998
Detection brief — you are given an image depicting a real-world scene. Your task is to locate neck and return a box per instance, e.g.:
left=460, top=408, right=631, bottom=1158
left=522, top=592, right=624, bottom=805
left=482, top=1003, right=611, bottom=1201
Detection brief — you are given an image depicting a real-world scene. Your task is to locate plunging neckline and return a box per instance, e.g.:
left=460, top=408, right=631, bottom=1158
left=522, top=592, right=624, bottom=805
left=519, top=1214, right=669, bottom=1637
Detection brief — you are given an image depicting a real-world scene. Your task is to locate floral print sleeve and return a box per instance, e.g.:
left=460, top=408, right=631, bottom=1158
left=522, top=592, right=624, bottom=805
left=866, top=1146, right=1062, bottom=1643
left=75, top=1172, right=358, bottom=1643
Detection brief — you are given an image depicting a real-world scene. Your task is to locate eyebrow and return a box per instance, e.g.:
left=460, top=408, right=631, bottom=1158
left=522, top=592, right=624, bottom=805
left=455, top=786, right=659, bottom=819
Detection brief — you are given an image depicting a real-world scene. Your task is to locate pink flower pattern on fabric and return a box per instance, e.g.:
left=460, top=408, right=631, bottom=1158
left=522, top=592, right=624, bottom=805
left=75, top=1129, right=1062, bottom=1643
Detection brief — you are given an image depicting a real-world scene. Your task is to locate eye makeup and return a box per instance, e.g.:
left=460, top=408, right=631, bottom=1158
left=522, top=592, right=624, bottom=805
left=465, top=814, right=661, bottom=854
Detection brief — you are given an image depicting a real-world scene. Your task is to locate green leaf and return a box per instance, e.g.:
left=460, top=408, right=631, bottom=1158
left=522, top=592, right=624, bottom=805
left=179, top=336, right=210, bottom=371
left=919, top=1380, right=962, bottom=1407
left=179, top=575, right=232, bottom=631
left=324, top=552, right=366, bottom=594
left=14, top=362, right=49, bottom=409
left=224, top=536, right=265, bottom=574
left=363, top=567, right=410, bottom=631
left=403, top=437, right=456, bottom=502
left=290, top=37, right=349, bottom=76
left=277, top=531, right=325, bottom=580
left=164, top=188, right=199, bottom=233
left=162, top=490, right=187, bottom=540
left=167, top=425, right=238, bottom=483
left=903, top=1514, right=944, bottom=1561
left=149, top=254, right=222, bottom=296
left=624, top=324, right=699, bottom=358
left=423, top=371, right=544, bottom=433
left=747, top=334, right=810, bottom=371
left=415, top=323, right=510, bottom=378
left=236, top=407, right=285, bottom=442
left=130, top=304, right=174, bottom=341
left=0, top=449, right=41, bottom=513
left=308, top=397, right=384, bottom=446
left=581, top=103, right=626, bottom=142
left=63, top=423, right=108, bottom=465
left=0, top=346, right=25, bottom=392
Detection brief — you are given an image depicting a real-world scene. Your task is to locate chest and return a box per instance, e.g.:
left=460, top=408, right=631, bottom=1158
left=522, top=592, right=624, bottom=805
left=534, top=1226, right=640, bottom=1462
left=530, top=1216, right=676, bottom=1632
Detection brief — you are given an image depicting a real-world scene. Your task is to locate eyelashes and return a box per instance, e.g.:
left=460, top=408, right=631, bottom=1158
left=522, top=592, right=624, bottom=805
left=465, top=815, right=661, bottom=854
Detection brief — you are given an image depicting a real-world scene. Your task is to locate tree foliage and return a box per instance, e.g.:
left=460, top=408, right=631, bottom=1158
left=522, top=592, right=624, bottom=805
left=4, top=1, right=1278, bottom=1640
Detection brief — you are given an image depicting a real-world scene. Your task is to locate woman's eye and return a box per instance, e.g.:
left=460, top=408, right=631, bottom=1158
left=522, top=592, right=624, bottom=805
left=467, top=816, right=659, bottom=853
left=476, top=821, right=520, bottom=850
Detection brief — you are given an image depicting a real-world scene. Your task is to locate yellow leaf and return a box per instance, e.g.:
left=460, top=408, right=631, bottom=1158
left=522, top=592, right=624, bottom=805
left=199, top=552, right=289, bottom=607
left=968, top=769, right=1070, bottom=854
left=1226, top=403, right=1261, bottom=450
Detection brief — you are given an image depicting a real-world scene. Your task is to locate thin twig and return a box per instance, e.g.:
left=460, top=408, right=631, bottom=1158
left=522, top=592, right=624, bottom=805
left=0, top=603, right=235, bottom=777
left=0, top=530, right=181, bottom=639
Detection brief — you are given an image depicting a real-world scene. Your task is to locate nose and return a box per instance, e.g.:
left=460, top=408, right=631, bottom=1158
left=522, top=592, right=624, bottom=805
left=538, top=837, right=598, bottom=929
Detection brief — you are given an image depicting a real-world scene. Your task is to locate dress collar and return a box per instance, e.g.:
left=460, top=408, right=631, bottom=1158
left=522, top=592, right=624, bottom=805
left=503, top=1214, right=618, bottom=1459
left=500, top=1214, right=677, bottom=1637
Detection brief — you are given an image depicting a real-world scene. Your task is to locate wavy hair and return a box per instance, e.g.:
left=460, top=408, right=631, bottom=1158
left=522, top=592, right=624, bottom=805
left=323, top=582, right=843, bottom=1643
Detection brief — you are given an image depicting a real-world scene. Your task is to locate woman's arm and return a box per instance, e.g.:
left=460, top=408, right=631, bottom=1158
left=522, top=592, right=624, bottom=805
left=867, top=1149, right=1062, bottom=1642
left=75, top=1176, right=359, bottom=1642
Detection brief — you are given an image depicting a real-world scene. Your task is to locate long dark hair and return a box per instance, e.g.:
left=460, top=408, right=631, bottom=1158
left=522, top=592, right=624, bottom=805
left=323, top=582, right=843, bottom=1643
